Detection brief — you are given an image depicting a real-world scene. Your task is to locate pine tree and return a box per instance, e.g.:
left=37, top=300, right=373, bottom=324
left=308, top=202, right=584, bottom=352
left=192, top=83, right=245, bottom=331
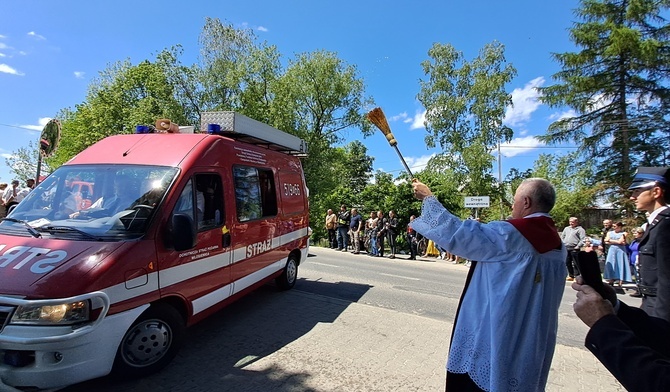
left=540, top=0, right=670, bottom=202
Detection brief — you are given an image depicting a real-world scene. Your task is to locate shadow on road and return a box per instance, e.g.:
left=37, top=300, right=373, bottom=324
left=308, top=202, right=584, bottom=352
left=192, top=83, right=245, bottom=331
left=62, top=279, right=372, bottom=392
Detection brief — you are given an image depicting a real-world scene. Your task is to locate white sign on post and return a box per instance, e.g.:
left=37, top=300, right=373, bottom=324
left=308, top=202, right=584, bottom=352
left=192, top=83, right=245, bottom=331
left=464, top=196, right=490, bottom=208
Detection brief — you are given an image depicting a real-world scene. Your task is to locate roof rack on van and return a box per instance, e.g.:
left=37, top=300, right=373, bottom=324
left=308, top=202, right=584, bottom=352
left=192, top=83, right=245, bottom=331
left=200, top=111, right=308, bottom=157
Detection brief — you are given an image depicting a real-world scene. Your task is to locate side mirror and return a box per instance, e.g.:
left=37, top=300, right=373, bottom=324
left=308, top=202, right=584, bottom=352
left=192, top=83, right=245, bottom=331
left=172, top=213, right=196, bottom=251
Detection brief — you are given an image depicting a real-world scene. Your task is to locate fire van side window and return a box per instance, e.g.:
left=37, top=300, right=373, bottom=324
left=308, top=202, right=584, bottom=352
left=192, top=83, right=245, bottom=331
left=195, top=174, right=224, bottom=230
left=233, top=166, right=278, bottom=222
left=175, top=180, right=195, bottom=223
left=174, top=175, right=224, bottom=231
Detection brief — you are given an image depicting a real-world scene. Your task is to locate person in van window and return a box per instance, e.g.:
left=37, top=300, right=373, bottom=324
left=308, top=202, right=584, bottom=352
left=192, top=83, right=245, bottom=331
left=336, top=204, right=350, bottom=251
left=71, top=178, right=130, bottom=218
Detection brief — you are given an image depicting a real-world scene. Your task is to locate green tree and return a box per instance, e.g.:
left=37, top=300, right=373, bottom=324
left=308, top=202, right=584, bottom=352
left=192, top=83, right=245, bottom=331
left=4, top=140, right=46, bottom=181
left=539, top=0, right=670, bottom=203
left=530, top=152, right=602, bottom=227
left=49, top=59, right=187, bottom=167
left=197, top=18, right=257, bottom=112
left=417, top=41, right=516, bottom=208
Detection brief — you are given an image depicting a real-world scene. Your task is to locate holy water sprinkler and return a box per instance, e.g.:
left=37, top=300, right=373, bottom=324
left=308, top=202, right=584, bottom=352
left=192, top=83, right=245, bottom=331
left=366, top=107, right=414, bottom=177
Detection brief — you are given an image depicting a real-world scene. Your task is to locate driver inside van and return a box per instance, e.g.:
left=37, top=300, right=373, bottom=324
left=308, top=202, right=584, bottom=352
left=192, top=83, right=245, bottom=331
left=70, top=178, right=130, bottom=219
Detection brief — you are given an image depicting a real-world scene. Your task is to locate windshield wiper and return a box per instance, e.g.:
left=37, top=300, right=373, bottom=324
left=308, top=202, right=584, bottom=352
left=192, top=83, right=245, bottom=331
left=0, top=218, right=41, bottom=238
left=36, top=225, right=104, bottom=241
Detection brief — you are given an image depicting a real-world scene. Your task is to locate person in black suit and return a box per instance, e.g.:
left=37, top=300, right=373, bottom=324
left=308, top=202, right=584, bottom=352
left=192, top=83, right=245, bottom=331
left=628, top=166, right=670, bottom=322
left=573, top=275, right=670, bottom=391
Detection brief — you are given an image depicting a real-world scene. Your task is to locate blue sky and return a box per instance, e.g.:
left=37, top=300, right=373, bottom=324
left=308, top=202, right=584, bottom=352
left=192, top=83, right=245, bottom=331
left=0, top=0, right=582, bottom=184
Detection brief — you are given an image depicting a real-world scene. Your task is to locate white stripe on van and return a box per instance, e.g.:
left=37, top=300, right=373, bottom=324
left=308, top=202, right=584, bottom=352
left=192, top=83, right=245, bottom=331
left=192, top=258, right=286, bottom=314
left=191, top=282, right=233, bottom=314
left=101, top=273, right=159, bottom=304
left=100, top=227, right=306, bottom=308
left=159, top=250, right=232, bottom=288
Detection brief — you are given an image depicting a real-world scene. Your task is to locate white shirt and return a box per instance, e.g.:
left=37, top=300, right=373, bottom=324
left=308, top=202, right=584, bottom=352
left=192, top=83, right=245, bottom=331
left=648, top=205, right=669, bottom=224
left=15, top=187, right=32, bottom=203
left=2, top=186, right=18, bottom=204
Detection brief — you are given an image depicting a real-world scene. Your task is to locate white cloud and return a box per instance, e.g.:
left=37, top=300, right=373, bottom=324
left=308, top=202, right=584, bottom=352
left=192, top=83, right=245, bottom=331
left=257, top=26, right=268, bottom=32
left=586, top=93, right=611, bottom=111
left=548, top=109, right=577, bottom=122
left=0, top=153, right=12, bottom=159
left=499, top=135, right=543, bottom=157
left=503, top=77, right=545, bottom=126
left=409, top=110, right=426, bottom=130
left=20, top=117, right=52, bottom=131
left=0, top=64, right=24, bottom=75
left=74, top=71, right=85, bottom=79
left=390, top=112, right=408, bottom=122
left=0, top=53, right=5, bottom=58
left=0, top=43, right=8, bottom=50
left=27, top=31, right=45, bottom=40
left=405, top=153, right=435, bottom=171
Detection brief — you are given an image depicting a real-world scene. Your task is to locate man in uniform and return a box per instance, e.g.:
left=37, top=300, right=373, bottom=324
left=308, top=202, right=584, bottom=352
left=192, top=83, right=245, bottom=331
left=628, top=167, right=670, bottom=322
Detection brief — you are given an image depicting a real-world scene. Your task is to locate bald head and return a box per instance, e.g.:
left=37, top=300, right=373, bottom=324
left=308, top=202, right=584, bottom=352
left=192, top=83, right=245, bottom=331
left=512, top=178, right=556, bottom=219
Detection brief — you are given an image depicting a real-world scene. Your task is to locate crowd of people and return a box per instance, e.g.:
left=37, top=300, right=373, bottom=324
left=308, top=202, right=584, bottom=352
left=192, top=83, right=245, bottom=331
left=325, top=205, right=403, bottom=259
left=0, top=178, right=35, bottom=218
left=325, top=205, right=474, bottom=263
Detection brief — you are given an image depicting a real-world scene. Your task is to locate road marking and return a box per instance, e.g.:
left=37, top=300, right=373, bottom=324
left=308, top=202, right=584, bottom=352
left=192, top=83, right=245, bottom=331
left=380, top=273, right=420, bottom=281
left=308, top=262, right=340, bottom=268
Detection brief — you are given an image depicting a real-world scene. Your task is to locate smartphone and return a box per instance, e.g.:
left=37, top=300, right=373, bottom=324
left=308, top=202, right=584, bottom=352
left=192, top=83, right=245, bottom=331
left=576, top=251, right=609, bottom=299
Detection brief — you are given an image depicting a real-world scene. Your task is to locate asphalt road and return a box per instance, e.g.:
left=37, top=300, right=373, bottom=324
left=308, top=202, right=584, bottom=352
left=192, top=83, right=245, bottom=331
left=58, top=246, right=638, bottom=391
left=296, top=247, right=641, bottom=348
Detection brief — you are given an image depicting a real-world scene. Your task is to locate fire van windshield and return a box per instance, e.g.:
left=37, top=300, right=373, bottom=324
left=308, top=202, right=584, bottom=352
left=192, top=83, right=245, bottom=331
left=1, top=165, right=178, bottom=240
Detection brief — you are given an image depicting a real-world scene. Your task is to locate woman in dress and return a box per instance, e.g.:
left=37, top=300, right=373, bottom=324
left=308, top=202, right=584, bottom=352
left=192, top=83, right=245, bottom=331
left=603, top=221, right=632, bottom=287
left=627, top=227, right=645, bottom=296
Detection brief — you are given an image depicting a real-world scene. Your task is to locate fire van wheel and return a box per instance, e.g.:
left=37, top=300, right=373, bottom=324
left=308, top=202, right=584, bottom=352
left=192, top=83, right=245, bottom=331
left=113, top=303, right=185, bottom=378
left=276, top=255, right=298, bottom=290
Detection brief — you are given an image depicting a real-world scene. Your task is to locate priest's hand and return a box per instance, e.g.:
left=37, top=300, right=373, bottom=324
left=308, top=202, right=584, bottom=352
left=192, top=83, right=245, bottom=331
left=412, top=179, right=433, bottom=201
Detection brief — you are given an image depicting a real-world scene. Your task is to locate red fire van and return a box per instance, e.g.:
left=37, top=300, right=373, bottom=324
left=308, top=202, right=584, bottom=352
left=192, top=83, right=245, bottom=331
left=0, top=112, right=309, bottom=390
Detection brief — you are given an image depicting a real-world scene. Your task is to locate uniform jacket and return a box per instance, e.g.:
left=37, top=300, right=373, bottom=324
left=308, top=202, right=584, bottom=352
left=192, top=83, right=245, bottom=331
left=638, top=208, right=670, bottom=322
left=586, top=302, right=670, bottom=392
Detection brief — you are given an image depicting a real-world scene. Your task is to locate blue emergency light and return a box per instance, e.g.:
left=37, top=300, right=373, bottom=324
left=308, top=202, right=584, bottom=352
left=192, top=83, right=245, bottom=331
left=207, top=123, right=222, bottom=134
left=135, top=125, right=151, bottom=134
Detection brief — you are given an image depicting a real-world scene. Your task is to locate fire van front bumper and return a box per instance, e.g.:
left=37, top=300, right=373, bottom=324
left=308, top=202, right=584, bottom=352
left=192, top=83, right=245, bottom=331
left=0, top=293, right=147, bottom=390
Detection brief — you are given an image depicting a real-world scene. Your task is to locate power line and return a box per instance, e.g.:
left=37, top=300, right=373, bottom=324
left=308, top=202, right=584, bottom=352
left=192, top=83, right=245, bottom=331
left=0, top=123, right=40, bottom=132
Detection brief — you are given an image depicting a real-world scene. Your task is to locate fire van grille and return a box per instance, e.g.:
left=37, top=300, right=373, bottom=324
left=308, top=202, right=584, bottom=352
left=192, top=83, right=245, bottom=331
left=0, top=306, right=14, bottom=333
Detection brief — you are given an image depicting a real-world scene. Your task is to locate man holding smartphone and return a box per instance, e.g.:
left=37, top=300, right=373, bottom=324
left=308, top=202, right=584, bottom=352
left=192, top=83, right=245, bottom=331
left=572, top=167, right=670, bottom=391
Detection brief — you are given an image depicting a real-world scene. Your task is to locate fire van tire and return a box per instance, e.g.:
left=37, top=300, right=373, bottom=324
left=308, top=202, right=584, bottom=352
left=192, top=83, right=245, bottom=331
left=112, top=303, right=185, bottom=378
left=276, top=255, right=298, bottom=290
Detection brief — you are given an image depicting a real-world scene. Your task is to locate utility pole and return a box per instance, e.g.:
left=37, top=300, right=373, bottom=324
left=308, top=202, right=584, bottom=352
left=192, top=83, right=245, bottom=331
left=498, top=139, right=504, bottom=220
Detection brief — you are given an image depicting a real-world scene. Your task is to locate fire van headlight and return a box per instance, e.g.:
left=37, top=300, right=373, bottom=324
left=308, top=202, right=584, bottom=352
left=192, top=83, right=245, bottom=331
left=11, top=300, right=90, bottom=325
